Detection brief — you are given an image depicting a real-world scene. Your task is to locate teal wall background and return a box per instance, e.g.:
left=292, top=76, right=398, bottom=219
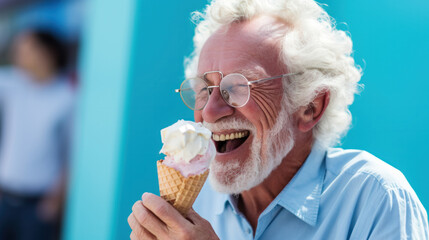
left=63, top=0, right=138, bottom=239
left=65, top=0, right=429, bottom=239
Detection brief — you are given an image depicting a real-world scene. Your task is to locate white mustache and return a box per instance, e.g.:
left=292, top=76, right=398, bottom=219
left=202, top=118, right=255, bottom=133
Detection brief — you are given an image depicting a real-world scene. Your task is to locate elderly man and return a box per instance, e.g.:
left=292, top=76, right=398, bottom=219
left=128, top=0, right=429, bottom=239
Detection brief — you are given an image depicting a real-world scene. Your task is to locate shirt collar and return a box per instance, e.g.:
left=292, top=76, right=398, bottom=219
left=213, top=193, right=242, bottom=216
left=276, top=143, right=326, bottom=226
left=213, top=193, right=229, bottom=215
left=213, top=144, right=327, bottom=226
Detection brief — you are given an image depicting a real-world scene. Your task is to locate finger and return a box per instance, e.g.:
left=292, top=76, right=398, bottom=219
left=128, top=213, right=156, bottom=240
left=132, top=200, right=168, bottom=237
left=186, top=208, right=201, bottom=224
left=130, top=230, right=155, bottom=240
left=141, top=193, right=188, bottom=228
left=186, top=208, right=211, bottom=228
left=184, top=208, right=218, bottom=238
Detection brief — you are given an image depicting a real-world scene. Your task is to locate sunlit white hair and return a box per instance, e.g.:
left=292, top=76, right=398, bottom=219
left=184, top=0, right=362, bottom=148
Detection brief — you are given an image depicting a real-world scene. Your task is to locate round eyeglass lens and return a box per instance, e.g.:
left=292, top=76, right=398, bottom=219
left=180, top=78, right=209, bottom=110
left=220, top=74, right=250, bottom=107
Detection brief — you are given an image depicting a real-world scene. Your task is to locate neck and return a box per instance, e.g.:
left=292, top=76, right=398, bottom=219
left=237, top=134, right=313, bottom=232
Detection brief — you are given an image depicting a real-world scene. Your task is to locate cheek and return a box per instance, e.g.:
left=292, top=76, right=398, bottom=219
left=194, top=110, right=203, bottom=122
left=249, top=82, right=284, bottom=130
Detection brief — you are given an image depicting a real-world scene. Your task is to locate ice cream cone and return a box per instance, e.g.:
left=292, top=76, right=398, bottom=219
left=157, top=160, right=209, bottom=215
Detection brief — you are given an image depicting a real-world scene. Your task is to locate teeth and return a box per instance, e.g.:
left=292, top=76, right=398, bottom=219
left=212, top=131, right=249, bottom=142
left=213, top=135, right=220, bottom=141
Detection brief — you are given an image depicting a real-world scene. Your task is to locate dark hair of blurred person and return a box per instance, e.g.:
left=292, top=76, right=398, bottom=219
left=0, top=29, right=75, bottom=240
left=13, top=29, right=68, bottom=83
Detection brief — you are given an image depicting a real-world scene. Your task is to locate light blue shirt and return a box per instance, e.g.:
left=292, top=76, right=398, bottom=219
left=0, top=67, right=75, bottom=195
left=194, top=145, right=429, bottom=239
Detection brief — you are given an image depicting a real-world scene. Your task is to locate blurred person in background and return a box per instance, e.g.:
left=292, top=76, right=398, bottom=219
left=0, top=29, right=75, bottom=240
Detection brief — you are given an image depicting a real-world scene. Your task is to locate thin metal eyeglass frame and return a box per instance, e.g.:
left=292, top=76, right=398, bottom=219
left=175, top=71, right=300, bottom=110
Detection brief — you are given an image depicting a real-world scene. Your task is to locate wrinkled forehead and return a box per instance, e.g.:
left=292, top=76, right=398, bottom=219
left=198, top=15, right=289, bottom=78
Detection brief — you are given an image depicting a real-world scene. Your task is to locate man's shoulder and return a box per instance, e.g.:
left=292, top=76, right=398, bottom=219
left=323, top=148, right=428, bottom=239
left=325, top=148, right=411, bottom=191
left=51, top=76, right=76, bottom=107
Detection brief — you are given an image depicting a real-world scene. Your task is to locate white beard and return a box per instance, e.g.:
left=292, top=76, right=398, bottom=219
left=203, top=106, right=295, bottom=194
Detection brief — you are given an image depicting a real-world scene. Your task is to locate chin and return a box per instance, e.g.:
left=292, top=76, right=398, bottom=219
left=209, top=138, right=262, bottom=194
left=209, top=128, right=295, bottom=194
left=207, top=107, right=295, bottom=194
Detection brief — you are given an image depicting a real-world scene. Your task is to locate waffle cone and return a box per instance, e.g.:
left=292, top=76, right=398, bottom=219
left=157, top=160, right=209, bottom=215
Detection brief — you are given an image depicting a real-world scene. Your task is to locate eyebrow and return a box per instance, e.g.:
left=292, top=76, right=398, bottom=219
left=196, top=73, right=204, bottom=79
left=198, top=69, right=265, bottom=84
left=232, top=69, right=264, bottom=80
left=199, top=73, right=216, bottom=85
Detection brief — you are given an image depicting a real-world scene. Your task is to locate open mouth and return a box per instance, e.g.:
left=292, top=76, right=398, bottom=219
left=212, top=130, right=250, bottom=153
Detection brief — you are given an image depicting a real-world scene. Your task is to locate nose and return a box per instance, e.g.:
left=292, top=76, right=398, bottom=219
left=201, top=87, right=234, bottom=123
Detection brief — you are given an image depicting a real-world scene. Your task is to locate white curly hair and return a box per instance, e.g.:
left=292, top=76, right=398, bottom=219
left=184, top=0, right=362, bottom=148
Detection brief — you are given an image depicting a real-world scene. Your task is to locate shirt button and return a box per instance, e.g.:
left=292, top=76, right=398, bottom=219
left=247, top=228, right=252, bottom=234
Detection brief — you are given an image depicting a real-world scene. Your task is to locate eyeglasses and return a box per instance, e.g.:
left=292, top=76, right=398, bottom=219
left=175, top=71, right=299, bottom=110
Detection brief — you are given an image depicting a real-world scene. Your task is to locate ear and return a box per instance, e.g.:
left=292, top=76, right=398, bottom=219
left=296, top=91, right=330, bottom=133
